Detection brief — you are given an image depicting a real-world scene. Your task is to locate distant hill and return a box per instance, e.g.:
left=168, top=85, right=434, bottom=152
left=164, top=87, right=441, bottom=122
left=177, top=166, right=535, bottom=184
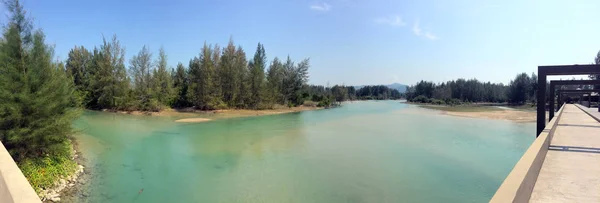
left=354, top=83, right=408, bottom=93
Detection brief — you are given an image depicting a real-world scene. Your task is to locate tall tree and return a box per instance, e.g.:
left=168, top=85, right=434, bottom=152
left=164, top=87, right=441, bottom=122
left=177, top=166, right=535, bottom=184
left=153, top=46, right=174, bottom=106
left=129, top=45, right=155, bottom=110
left=65, top=46, right=93, bottom=105
left=188, top=43, right=219, bottom=110
left=283, top=57, right=310, bottom=106
left=248, top=43, right=266, bottom=109
left=92, top=35, right=128, bottom=110
left=0, top=0, right=78, bottom=160
left=211, top=44, right=223, bottom=107
left=172, top=62, right=189, bottom=108
left=234, top=46, right=249, bottom=108
left=219, top=38, right=238, bottom=106
left=266, top=57, right=284, bottom=105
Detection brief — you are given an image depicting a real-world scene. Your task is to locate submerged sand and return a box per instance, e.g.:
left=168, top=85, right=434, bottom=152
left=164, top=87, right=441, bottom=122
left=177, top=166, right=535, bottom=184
left=174, top=118, right=212, bottom=123
left=443, top=109, right=535, bottom=122
left=418, top=105, right=537, bottom=122
left=105, top=106, right=322, bottom=123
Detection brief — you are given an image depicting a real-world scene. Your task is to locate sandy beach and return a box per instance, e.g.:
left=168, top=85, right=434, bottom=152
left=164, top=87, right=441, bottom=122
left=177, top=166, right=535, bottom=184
left=419, top=105, right=537, bottom=122
left=105, top=106, right=323, bottom=123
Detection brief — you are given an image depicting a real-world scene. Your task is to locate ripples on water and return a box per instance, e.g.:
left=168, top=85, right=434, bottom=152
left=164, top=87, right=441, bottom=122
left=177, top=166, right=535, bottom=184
left=68, top=101, right=534, bottom=203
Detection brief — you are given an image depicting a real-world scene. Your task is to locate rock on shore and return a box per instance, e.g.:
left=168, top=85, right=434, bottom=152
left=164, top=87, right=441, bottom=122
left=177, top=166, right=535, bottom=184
left=39, top=164, right=84, bottom=202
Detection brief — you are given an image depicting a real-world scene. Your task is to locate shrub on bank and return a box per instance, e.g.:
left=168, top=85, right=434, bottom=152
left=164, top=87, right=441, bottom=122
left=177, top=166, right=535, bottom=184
left=411, top=95, right=430, bottom=103
left=18, top=140, right=78, bottom=193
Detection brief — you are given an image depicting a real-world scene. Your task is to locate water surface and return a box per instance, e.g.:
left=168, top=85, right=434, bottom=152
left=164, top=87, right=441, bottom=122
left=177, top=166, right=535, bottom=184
left=70, top=101, right=534, bottom=202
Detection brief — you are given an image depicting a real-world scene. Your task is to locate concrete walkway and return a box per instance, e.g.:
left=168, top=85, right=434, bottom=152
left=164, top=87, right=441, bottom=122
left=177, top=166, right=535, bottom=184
left=576, top=104, right=600, bottom=122
left=530, top=104, right=600, bottom=202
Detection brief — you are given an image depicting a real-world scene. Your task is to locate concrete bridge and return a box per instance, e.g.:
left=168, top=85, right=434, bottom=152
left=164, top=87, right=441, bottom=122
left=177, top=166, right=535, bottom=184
left=0, top=142, right=41, bottom=202
left=491, top=103, right=600, bottom=202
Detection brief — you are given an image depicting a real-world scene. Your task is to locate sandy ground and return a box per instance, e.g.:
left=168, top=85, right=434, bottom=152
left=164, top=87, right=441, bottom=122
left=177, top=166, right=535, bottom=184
left=417, top=105, right=538, bottom=122
left=106, top=106, right=323, bottom=123
left=442, top=109, right=536, bottom=122
left=174, top=118, right=212, bottom=123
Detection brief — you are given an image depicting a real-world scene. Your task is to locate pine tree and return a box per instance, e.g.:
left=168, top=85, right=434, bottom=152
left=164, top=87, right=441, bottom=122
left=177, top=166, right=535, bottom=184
left=172, top=62, right=189, bottom=108
left=188, top=43, right=219, bottom=110
left=211, top=44, right=224, bottom=108
left=266, top=57, right=284, bottom=105
left=220, top=38, right=237, bottom=106
left=129, top=45, right=155, bottom=110
left=248, top=43, right=266, bottom=109
left=234, top=46, right=249, bottom=108
left=92, top=35, right=128, bottom=110
left=0, top=0, right=78, bottom=160
left=65, top=46, right=93, bottom=105
left=153, top=46, right=174, bottom=107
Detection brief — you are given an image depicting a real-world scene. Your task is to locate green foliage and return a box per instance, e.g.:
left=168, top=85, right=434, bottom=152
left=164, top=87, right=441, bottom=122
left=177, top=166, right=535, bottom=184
left=355, top=85, right=402, bottom=100
left=153, top=46, right=174, bottom=106
left=219, top=38, right=239, bottom=107
left=317, top=97, right=332, bottom=107
left=129, top=45, right=155, bottom=111
left=91, top=35, right=129, bottom=110
left=507, top=73, right=534, bottom=104
left=18, top=140, right=77, bottom=193
left=248, top=43, right=267, bottom=109
left=266, top=57, right=284, bottom=106
left=188, top=43, right=222, bottom=110
left=172, top=62, right=190, bottom=108
left=0, top=0, right=79, bottom=161
left=406, top=78, right=509, bottom=104
left=411, top=95, right=430, bottom=103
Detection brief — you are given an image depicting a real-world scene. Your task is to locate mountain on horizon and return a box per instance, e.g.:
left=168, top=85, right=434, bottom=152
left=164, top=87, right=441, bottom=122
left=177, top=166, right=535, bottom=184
left=354, top=83, right=408, bottom=93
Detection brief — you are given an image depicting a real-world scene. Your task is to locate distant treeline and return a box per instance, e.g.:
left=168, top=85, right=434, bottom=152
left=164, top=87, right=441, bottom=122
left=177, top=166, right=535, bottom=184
left=405, top=73, right=539, bottom=105
left=304, top=85, right=402, bottom=106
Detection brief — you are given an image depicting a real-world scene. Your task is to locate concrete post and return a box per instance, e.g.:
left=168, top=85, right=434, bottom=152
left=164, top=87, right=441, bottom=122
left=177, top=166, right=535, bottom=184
left=549, top=84, right=555, bottom=120
left=536, top=68, right=546, bottom=136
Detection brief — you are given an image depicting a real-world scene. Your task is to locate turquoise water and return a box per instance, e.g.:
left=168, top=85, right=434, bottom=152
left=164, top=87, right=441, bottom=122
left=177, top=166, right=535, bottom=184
left=69, top=101, right=534, bottom=203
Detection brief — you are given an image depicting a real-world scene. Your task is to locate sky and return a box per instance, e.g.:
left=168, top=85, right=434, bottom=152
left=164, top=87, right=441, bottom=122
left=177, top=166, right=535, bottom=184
left=3, top=0, right=600, bottom=86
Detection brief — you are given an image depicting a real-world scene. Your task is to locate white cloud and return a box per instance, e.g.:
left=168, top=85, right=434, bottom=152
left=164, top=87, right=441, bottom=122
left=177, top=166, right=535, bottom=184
left=310, top=2, right=331, bottom=11
left=412, top=20, right=438, bottom=40
left=374, top=15, right=406, bottom=27
left=412, top=20, right=422, bottom=36
left=424, top=32, right=438, bottom=40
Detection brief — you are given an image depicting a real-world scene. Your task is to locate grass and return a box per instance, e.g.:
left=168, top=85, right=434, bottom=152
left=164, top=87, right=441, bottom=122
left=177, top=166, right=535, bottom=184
left=17, top=140, right=78, bottom=193
left=419, top=105, right=503, bottom=112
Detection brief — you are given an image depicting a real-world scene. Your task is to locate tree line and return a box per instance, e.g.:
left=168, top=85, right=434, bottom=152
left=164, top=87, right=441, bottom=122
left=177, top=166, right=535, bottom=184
left=303, top=85, right=402, bottom=107
left=405, top=73, right=539, bottom=105
left=66, top=38, right=311, bottom=111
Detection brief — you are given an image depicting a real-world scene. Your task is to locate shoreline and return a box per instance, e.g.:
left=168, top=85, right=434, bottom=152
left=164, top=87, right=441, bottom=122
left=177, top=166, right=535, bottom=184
left=99, top=106, right=324, bottom=123
left=410, top=103, right=537, bottom=122
left=39, top=139, right=85, bottom=202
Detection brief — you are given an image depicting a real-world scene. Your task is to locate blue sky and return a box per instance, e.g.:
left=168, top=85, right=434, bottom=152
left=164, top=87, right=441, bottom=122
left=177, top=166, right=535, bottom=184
left=6, top=0, right=600, bottom=85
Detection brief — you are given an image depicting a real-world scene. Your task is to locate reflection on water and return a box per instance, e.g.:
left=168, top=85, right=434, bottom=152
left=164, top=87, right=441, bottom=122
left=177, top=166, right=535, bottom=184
left=68, top=101, right=534, bottom=203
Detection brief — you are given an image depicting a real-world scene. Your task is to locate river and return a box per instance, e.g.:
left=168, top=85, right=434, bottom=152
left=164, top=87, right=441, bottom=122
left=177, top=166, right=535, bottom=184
left=67, top=101, right=534, bottom=202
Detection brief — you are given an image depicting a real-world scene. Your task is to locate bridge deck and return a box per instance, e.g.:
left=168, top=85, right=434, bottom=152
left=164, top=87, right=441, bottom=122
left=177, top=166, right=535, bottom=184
left=529, top=104, right=600, bottom=202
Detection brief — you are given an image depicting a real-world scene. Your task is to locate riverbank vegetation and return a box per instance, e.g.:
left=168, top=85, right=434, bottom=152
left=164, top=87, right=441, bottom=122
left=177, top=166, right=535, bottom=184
left=405, top=73, right=540, bottom=106
left=0, top=0, right=80, bottom=194
left=67, top=39, right=402, bottom=112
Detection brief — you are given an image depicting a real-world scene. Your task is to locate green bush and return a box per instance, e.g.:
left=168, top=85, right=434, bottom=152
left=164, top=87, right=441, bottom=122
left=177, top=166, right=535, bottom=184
left=445, top=98, right=462, bottom=106
left=430, top=99, right=445, bottom=105
left=411, top=95, right=430, bottom=103
left=18, top=141, right=77, bottom=193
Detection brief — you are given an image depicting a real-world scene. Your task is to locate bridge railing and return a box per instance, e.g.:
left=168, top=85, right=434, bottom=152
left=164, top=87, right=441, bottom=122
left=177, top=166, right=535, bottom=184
left=489, top=103, right=565, bottom=203
left=0, top=141, right=42, bottom=203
